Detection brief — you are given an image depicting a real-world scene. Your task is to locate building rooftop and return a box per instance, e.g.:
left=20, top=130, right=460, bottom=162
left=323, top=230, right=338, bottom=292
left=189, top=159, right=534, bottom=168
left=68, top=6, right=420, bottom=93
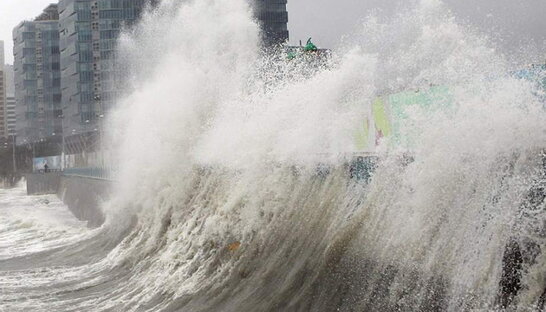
left=35, top=4, right=59, bottom=21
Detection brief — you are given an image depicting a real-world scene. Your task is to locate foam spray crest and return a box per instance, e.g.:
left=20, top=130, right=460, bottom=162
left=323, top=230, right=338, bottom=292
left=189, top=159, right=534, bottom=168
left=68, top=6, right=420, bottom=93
left=86, top=0, right=546, bottom=310
left=3, top=0, right=546, bottom=310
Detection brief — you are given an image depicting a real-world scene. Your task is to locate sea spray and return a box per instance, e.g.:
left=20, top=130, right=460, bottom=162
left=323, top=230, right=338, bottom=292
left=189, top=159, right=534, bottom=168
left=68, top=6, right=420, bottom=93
left=0, top=0, right=544, bottom=310
left=102, top=0, right=546, bottom=310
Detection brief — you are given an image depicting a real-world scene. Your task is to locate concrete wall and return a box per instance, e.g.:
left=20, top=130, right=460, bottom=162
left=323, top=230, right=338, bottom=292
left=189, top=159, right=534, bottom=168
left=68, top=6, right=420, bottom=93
left=26, top=172, right=61, bottom=195
left=26, top=173, right=111, bottom=228
left=57, top=175, right=112, bottom=228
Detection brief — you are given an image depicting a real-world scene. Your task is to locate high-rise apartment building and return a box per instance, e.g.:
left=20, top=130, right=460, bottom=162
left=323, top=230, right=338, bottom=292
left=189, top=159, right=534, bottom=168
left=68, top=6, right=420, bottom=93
left=57, top=0, right=288, bottom=135
left=4, top=64, right=15, bottom=137
left=255, top=0, right=289, bottom=44
left=5, top=96, right=16, bottom=137
left=5, top=64, right=14, bottom=96
left=58, top=0, right=152, bottom=135
left=0, top=41, right=6, bottom=139
left=12, top=0, right=288, bottom=143
left=13, top=4, right=61, bottom=144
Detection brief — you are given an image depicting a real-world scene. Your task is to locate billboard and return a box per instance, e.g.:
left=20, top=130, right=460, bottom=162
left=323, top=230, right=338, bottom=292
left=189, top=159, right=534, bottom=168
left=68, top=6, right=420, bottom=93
left=33, top=156, right=62, bottom=172
left=354, top=85, right=454, bottom=152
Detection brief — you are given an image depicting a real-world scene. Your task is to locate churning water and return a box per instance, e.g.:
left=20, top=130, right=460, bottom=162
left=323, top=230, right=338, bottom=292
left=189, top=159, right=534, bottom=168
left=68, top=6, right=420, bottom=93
left=1, top=0, right=546, bottom=311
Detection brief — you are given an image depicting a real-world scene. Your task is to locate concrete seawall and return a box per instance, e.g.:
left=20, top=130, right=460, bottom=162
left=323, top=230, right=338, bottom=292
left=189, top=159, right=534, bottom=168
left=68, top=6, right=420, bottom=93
left=57, top=175, right=112, bottom=228
left=26, top=172, right=61, bottom=195
left=26, top=173, right=112, bottom=228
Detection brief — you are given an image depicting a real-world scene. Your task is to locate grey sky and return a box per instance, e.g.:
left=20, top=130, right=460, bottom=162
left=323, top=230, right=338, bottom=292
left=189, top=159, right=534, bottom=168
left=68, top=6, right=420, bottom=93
left=1, top=0, right=545, bottom=64
left=0, top=0, right=54, bottom=64
left=287, top=0, right=546, bottom=62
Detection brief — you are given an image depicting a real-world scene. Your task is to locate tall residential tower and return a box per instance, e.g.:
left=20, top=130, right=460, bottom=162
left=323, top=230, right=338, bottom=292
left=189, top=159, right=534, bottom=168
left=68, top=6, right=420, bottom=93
left=4, top=64, right=16, bottom=138
left=56, top=0, right=288, bottom=136
left=13, top=0, right=289, bottom=144
left=13, top=4, right=61, bottom=144
left=58, top=0, right=152, bottom=136
left=0, top=41, right=6, bottom=139
left=255, top=0, right=289, bottom=44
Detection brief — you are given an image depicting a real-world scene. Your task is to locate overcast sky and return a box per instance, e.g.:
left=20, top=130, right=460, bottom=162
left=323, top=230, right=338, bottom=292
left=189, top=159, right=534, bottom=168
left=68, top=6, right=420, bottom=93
left=1, top=0, right=545, bottom=64
left=287, top=0, right=546, bottom=62
left=0, top=0, right=54, bottom=64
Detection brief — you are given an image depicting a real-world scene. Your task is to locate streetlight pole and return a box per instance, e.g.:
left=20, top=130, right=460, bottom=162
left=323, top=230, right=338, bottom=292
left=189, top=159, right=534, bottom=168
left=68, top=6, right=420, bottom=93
left=60, top=113, right=65, bottom=170
left=98, top=113, right=104, bottom=168
left=58, top=104, right=71, bottom=171
left=31, top=142, right=35, bottom=167
left=11, top=135, right=16, bottom=173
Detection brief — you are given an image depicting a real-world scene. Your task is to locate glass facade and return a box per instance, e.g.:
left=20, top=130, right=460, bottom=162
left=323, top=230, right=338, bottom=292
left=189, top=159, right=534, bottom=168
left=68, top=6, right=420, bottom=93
left=0, top=41, right=5, bottom=139
left=13, top=6, right=61, bottom=144
left=255, top=0, right=289, bottom=44
left=59, top=0, right=149, bottom=135
left=57, top=0, right=287, bottom=137
left=6, top=96, right=16, bottom=137
left=13, top=0, right=288, bottom=142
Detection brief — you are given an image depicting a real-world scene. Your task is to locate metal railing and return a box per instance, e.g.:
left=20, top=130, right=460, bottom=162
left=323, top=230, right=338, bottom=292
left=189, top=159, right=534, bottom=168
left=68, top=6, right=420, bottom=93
left=62, top=167, right=115, bottom=181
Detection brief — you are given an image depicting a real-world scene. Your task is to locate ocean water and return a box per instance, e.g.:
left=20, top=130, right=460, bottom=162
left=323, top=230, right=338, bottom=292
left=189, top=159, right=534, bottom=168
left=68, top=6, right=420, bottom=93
left=1, top=0, right=545, bottom=311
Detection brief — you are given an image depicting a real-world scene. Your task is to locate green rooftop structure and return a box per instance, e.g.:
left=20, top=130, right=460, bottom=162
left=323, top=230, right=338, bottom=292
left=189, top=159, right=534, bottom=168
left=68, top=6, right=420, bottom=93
left=304, top=38, right=318, bottom=52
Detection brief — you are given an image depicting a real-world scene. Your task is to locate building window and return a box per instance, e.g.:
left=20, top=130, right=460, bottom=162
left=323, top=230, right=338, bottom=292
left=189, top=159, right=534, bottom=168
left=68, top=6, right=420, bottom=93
left=78, top=29, right=92, bottom=41
left=80, top=71, right=93, bottom=82
left=23, top=48, right=35, bottom=57
left=23, top=32, right=35, bottom=40
left=79, top=51, right=93, bottom=62
left=52, top=78, right=61, bottom=87
left=80, top=92, right=94, bottom=104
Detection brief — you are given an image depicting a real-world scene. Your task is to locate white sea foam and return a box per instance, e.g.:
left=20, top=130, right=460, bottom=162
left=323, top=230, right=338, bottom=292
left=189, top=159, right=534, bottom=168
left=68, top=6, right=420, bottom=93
left=1, top=0, right=545, bottom=310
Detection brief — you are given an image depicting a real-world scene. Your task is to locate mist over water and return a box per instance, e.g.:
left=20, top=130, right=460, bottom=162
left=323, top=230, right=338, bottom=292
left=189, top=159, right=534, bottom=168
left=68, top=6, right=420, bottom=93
left=1, top=0, right=546, bottom=311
